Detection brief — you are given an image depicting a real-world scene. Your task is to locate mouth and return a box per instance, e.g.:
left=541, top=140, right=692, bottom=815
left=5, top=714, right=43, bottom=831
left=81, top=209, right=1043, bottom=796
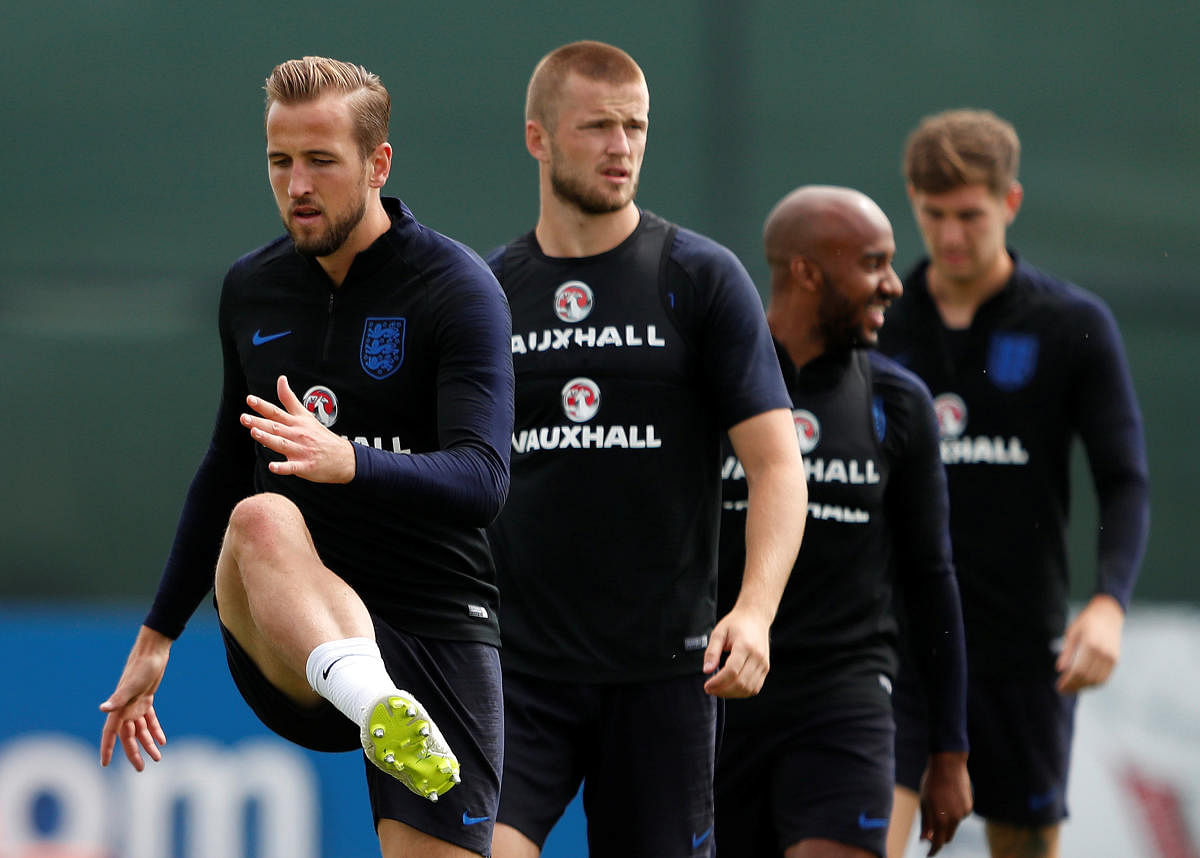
left=600, top=165, right=631, bottom=184
left=865, top=301, right=889, bottom=330
left=290, top=203, right=323, bottom=225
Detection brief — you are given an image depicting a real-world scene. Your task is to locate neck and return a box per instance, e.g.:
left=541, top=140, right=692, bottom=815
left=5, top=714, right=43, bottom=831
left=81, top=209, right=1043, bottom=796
left=767, top=301, right=824, bottom=370
left=926, top=250, right=1013, bottom=329
left=534, top=182, right=640, bottom=257
left=318, top=194, right=391, bottom=287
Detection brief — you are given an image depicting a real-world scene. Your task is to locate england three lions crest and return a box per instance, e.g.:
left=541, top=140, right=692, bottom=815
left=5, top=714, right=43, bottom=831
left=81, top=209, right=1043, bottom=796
left=987, top=332, right=1038, bottom=391
left=361, top=317, right=406, bottom=380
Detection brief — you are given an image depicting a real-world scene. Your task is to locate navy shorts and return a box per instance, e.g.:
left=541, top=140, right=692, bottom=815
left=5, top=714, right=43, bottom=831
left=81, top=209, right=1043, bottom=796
left=893, top=665, right=1076, bottom=826
left=715, top=683, right=895, bottom=858
left=221, top=618, right=503, bottom=855
left=498, top=669, right=717, bottom=858
left=891, top=663, right=929, bottom=793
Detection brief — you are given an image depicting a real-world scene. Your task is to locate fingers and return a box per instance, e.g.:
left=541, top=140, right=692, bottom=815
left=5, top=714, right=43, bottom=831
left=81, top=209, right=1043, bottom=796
left=702, top=642, right=767, bottom=698
left=102, top=710, right=164, bottom=771
left=276, top=374, right=305, bottom=414
left=703, top=611, right=770, bottom=698
left=1057, top=651, right=1113, bottom=693
left=922, top=815, right=958, bottom=856
left=99, top=717, right=117, bottom=766
left=702, top=625, right=728, bottom=675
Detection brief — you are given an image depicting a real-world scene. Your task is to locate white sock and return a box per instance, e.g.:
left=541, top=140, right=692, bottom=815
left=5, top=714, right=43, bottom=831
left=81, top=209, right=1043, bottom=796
left=304, top=637, right=398, bottom=726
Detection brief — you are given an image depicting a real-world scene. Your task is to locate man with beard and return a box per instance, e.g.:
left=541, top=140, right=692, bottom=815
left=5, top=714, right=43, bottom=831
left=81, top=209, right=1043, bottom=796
left=99, top=56, right=514, bottom=858
left=715, top=186, right=970, bottom=858
left=882, top=110, right=1149, bottom=858
left=485, top=41, right=808, bottom=857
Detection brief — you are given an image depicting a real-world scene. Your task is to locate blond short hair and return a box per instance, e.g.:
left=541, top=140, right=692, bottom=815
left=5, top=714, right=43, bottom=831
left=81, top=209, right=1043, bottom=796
left=264, top=56, right=389, bottom=159
left=525, top=40, right=644, bottom=129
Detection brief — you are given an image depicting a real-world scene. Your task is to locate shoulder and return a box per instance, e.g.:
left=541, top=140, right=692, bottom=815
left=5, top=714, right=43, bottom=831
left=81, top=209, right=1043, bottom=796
left=226, top=235, right=292, bottom=280
left=220, top=235, right=301, bottom=307
left=868, top=350, right=934, bottom=402
left=1010, top=254, right=1122, bottom=339
left=867, top=350, right=939, bottom=449
left=390, top=202, right=505, bottom=299
left=868, top=351, right=937, bottom=432
left=483, top=232, right=535, bottom=281
left=662, top=216, right=750, bottom=285
left=1013, top=255, right=1111, bottom=315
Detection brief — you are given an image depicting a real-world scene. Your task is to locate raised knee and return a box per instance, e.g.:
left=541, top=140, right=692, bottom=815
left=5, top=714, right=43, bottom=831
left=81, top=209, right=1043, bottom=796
left=223, top=493, right=306, bottom=564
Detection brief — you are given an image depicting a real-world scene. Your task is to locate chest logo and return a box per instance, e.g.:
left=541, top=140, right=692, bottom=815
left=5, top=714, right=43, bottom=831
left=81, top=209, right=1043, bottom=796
left=561, top=377, right=601, bottom=423
left=987, top=332, right=1039, bottom=391
left=554, top=281, right=594, bottom=323
left=792, top=409, right=820, bottom=454
left=302, top=385, right=339, bottom=428
left=361, top=317, right=406, bottom=380
left=933, top=393, right=968, bottom=438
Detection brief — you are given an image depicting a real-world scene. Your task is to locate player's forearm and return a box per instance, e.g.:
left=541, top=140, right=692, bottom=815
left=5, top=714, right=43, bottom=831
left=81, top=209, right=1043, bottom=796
left=736, top=463, right=807, bottom=621
left=904, top=570, right=968, bottom=752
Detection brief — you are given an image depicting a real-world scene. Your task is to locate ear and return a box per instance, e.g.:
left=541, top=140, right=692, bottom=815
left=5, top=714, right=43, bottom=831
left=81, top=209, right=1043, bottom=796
left=790, top=255, right=822, bottom=293
left=367, top=142, right=392, bottom=189
left=525, top=119, right=550, bottom=162
left=1003, top=181, right=1024, bottom=224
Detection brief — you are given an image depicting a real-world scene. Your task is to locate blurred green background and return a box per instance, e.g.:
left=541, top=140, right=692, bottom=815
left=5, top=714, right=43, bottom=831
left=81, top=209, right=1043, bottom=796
left=2, top=0, right=1195, bottom=605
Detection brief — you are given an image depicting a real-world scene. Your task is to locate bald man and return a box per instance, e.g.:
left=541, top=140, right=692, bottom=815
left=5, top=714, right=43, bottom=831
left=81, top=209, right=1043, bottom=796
left=715, top=186, right=971, bottom=858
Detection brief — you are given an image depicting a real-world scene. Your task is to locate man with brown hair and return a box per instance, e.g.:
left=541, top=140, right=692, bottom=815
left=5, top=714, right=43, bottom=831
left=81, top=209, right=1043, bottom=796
left=99, top=56, right=514, bottom=858
left=486, top=40, right=808, bottom=857
left=882, top=109, right=1149, bottom=858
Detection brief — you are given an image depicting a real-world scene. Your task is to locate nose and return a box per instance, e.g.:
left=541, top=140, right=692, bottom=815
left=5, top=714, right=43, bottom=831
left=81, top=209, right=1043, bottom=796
left=937, top=217, right=965, bottom=247
left=287, top=163, right=313, bottom=199
left=606, top=127, right=632, bottom=156
left=882, top=266, right=903, bottom=298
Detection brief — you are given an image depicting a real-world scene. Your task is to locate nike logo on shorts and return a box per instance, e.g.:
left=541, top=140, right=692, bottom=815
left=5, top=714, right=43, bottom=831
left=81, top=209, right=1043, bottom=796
left=692, top=825, right=713, bottom=848
left=858, top=812, right=889, bottom=830
left=462, top=811, right=490, bottom=826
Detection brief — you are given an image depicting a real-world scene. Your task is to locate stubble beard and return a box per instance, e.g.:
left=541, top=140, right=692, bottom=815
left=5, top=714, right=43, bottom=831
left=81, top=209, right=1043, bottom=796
left=288, top=194, right=368, bottom=258
left=549, top=154, right=637, bottom=216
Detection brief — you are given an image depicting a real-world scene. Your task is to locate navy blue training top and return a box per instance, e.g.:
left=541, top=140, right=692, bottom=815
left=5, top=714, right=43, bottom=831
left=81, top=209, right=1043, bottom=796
left=719, top=344, right=968, bottom=752
left=879, top=251, right=1149, bottom=674
left=487, top=210, right=791, bottom=681
left=144, top=198, right=514, bottom=645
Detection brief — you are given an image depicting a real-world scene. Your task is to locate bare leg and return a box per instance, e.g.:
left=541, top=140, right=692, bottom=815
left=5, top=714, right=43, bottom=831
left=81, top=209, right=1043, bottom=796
left=887, top=784, right=921, bottom=858
left=213, top=493, right=375, bottom=704
left=378, top=819, right=482, bottom=858
left=491, top=822, right=541, bottom=858
left=985, top=821, right=1060, bottom=858
left=785, top=837, right=877, bottom=857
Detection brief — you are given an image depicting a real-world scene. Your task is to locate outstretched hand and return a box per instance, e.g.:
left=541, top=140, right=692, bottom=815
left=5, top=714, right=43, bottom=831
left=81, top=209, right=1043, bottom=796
left=242, top=375, right=357, bottom=484
left=702, top=606, right=771, bottom=698
left=99, top=626, right=172, bottom=771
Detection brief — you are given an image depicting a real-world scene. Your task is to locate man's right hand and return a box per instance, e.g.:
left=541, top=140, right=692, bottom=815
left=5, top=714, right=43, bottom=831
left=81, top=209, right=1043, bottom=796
left=920, top=750, right=972, bottom=855
left=99, top=625, right=172, bottom=771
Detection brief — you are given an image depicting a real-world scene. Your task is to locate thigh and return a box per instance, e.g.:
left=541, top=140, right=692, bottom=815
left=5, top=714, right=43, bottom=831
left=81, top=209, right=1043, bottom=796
left=366, top=628, right=504, bottom=857
left=220, top=617, right=357, bottom=752
left=495, top=669, right=591, bottom=848
left=586, top=674, right=718, bottom=858
left=967, top=673, right=1077, bottom=826
left=715, top=723, right=786, bottom=858
left=890, top=663, right=929, bottom=793
left=769, top=704, right=895, bottom=858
